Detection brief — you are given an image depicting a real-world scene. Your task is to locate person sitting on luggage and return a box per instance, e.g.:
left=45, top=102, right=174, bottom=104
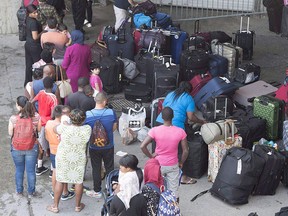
left=89, top=62, right=103, bottom=97
left=155, top=81, right=207, bottom=184
left=110, top=154, right=147, bottom=216
left=141, top=107, right=189, bottom=202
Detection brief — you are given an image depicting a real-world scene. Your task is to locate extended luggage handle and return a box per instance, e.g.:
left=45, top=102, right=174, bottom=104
left=214, top=97, right=228, bottom=120
left=240, top=15, right=250, bottom=33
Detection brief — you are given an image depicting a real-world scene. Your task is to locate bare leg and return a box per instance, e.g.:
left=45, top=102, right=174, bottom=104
left=63, top=183, right=69, bottom=194
left=52, top=168, right=56, bottom=192
left=75, top=183, right=83, bottom=208
left=54, top=181, right=64, bottom=209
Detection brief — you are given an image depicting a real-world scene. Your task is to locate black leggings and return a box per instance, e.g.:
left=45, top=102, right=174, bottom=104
left=71, top=0, right=87, bottom=31
left=24, top=42, right=42, bottom=87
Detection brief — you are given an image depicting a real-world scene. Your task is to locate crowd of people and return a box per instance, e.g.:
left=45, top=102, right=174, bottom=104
left=9, top=0, right=207, bottom=214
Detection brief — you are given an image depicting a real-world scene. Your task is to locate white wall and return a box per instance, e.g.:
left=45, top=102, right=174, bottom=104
left=0, top=0, right=19, bottom=34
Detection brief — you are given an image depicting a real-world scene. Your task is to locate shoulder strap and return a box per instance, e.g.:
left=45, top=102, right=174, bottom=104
left=146, top=182, right=160, bottom=194
left=90, top=109, right=107, bottom=121
left=190, top=189, right=210, bottom=202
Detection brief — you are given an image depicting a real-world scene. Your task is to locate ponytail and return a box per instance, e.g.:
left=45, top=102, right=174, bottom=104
left=17, top=96, right=35, bottom=118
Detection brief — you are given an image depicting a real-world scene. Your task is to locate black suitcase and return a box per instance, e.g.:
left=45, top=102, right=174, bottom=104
left=152, top=63, right=179, bottom=99
left=275, top=207, right=288, bottom=216
left=234, top=16, right=255, bottom=60
left=235, top=63, right=261, bottom=85
left=182, top=124, right=208, bottom=179
left=252, top=145, right=286, bottom=195
left=266, top=6, right=283, bottom=34
left=99, top=56, right=124, bottom=94
left=210, top=147, right=265, bottom=205
left=124, top=82, right=152, bottom=103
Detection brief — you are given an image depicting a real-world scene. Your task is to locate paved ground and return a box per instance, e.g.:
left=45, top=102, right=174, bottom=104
left=0, top=3, right=288, bottom=216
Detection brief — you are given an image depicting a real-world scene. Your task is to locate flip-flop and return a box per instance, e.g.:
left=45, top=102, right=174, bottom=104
left=46, top=205, right=59, bottom=213
left=180, top=178, right=197, bottom=185
left=75, top=203, right=85, bottom=212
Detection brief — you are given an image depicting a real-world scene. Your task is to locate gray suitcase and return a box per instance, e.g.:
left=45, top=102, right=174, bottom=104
left=233, top=80, right=278, bottom=107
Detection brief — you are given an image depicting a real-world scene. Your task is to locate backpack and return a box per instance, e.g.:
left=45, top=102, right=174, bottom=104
left=90, top=110, right=109, bottom=148
left=142, top=183, right=161, bottom=216
left=157, top=190, right=181, bottom=216
left=12, top=116, right=36, bottom=150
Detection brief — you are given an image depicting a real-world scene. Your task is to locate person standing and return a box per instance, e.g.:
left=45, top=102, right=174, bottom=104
left=84, top=0, right=93, bottom=28
left=113, top=0, right=136, bottom=31
left=71, top=0, right=87, bottom=33
left=141, top=107, right=189, bottom=200
left=61, top=30, right=91, bottom=92
left=84, top=92, right=117, bottom=198
left=37, top=0, right=61, bottom=27
left=24, top=4, right=42, bottom=87
left=8, top=96, right=41, bottom=197
left=46, top=109, right=91, bottom=213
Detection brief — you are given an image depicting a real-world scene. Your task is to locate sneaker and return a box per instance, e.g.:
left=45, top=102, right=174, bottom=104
left=83, top=19, right=89, bottom=25
left=49, top=170, right=53, bottom=178
left=28, top=191, right=38, bottom=199
left=36, top=166, right=49, bottom=176
left=86, top=23, right=92, bottom=28
left=86, top=190, right=102, bottom=198
left=70, top=185, right=90, bottom=193
left=49, top=191, right=54, bottom=199
left=61, top=191, right=75, bottom=201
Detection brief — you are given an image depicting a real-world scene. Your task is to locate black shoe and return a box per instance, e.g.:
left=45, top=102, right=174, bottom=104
left=49, top=170, right=53, bottom=178
left=36, top=166, right=49, bottom=176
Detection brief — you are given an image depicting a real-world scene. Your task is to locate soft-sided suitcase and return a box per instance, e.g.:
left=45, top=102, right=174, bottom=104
left=267, top=6, right=283, bottom=34
left=139, top=29, right=167, bottom=53
left=182, top=124, right=208, bottom=179
left=200, top=95, right=234, bottom=122
left=90, top=41, right=109, bottom=64
left=189, top=72, right=212, bottom=96
left=253, top=95, right=284, bottom=140
left=252, top=145, right=285, bottom=195
left=151, top=97, right=165, bottom=128
left=234, top=63, right=261, bottom=85
left=234, top=16, right=255, bottom=60
left=124, top=82, right=152, bottom=103
left=208, top=54, right=229, bottom=77
left=194, top=77, right=238, bottom=109
left=99, top=56, right=124, bottom=94
left=211, top=41, right=243, bottom=79
left=152, top=62, right=179, bottom=99
left=233, top=80, right=278, bottom=107
left=210, top=147, right=265, bottom=205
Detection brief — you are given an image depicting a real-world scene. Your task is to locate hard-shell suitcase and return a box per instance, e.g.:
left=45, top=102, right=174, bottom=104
left=210, top=147, right=265, bottom=205
left=253, top=95, right=284, bottom=140
left=233, top=80, right=278, bottom=107
left=124, top=82, right=152, bottom=103
left=234, top=63, right=261, bottom=85
left=90, top=41, right=109, bottom=64
left=252, top=145, right=285, bottom=195
left=194, top=77, right=238, bottom=109
left=99, top=56, right=124, bottom=94
left=182, top=124, right=208, bottom=179
left=234, top=16, right=255, bottom=60
left=200, top=95, right=234, bottom=122
left=189, top=72, right=212, bottom=97
left=275, top=84, right=288, bottom=113
left=208, top=54, right=229, bottom=77
left=152, top=63, right=179, bottom=99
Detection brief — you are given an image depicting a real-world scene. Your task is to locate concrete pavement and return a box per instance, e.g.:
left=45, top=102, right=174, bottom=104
left=0, top=3, right=288, bottom=216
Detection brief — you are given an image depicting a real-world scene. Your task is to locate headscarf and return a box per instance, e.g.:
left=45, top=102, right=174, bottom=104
left=71, top=30, right=84, bottom=45
left=144, top=158, right=164, bottom=188
left=117, top=170, right=140, bottom=209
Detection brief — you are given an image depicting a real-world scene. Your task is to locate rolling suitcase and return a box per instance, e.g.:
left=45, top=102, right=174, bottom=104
left=189, top=72, right=212, bottom=97
left=234, top=16, right=255, bottom=60
left=194, top=77, right=238, bottom=109
left=208, top=54, right=229, bottom=77
left=182, top=124, right=208, bottom=179
left=234, top=63, right=261, bottom=85
left=124, top=82, right=152, bottom=103
left=139, top=29, right=167, bottom=54
left=253, top=95, right=285, bottom=140
left=233, top=80, right=278, bottom=107
left=275, top=83, right=288, bottom=113
left=151, top=97, right=165, bottom=128
left=90, top=40, right=109, bottom=64
left=210, top=147, right=265, bottom=205
left=151, top=12, right=172, bottom=29
left=252, top=145, right=285, bottom=195
left=99, top=56, right=124, bottom=94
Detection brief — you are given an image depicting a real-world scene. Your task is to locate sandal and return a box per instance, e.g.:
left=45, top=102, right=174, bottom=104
left=46, top=205, right=59, bottom=213
left=75, top=203, right=85, bottom=212
left=180, top=178, right=197, bottom=185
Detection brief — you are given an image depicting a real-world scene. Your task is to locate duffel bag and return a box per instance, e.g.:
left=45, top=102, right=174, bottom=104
left=118, top=57, right=140, bottom=80
left=139, top=30, right=166, bottom=52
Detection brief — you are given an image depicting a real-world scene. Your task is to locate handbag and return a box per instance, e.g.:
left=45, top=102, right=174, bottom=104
left=55, top=66, right=73, bottom=98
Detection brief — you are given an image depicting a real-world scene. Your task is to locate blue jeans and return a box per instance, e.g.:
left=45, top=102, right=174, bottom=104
left=11, top=144, right=38, bottom=194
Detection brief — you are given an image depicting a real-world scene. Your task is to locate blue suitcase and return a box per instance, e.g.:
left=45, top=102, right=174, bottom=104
left=171, top=31, right=188, bottom=64
left=208, top=54, right=228, bottom=77
left=152, top=12, right=172, bottom=29
left=194, top=77, right=238, bottom=109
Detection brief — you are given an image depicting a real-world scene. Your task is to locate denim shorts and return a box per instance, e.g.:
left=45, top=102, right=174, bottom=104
left=50, top=153, right=56, bottom=169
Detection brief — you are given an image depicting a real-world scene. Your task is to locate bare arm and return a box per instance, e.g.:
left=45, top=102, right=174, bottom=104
left=8, top=120, right=14, bottom=137
left=140, top=136, right=154, bottom=158
left=37, top=118, right=42, bottom=132
left=32, top=31, right=41, bottom=40
left=113, top=122, right=118, bottom=132
left=187, top=111, right=206, bottom=125
left=55, top=87, right=62, bottom=105
left=179, top=138, right=189, bottom=168
left=128, top=0, right=136, bottom=6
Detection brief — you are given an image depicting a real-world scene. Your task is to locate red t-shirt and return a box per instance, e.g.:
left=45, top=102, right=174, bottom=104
left=33, top=90, right=58, bottom=126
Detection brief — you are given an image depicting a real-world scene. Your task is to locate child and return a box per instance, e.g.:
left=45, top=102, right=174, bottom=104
left=90, top=62, right=103, bottom=97
left=58, top=23, right=72, bottom=47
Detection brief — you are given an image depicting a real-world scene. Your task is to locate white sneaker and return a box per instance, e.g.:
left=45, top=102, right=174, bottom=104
left=84, top=19, right=89, bottom=25
left=86, top=190, right=102, bottom=198
left=86, top=23, right=92, bottom=28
